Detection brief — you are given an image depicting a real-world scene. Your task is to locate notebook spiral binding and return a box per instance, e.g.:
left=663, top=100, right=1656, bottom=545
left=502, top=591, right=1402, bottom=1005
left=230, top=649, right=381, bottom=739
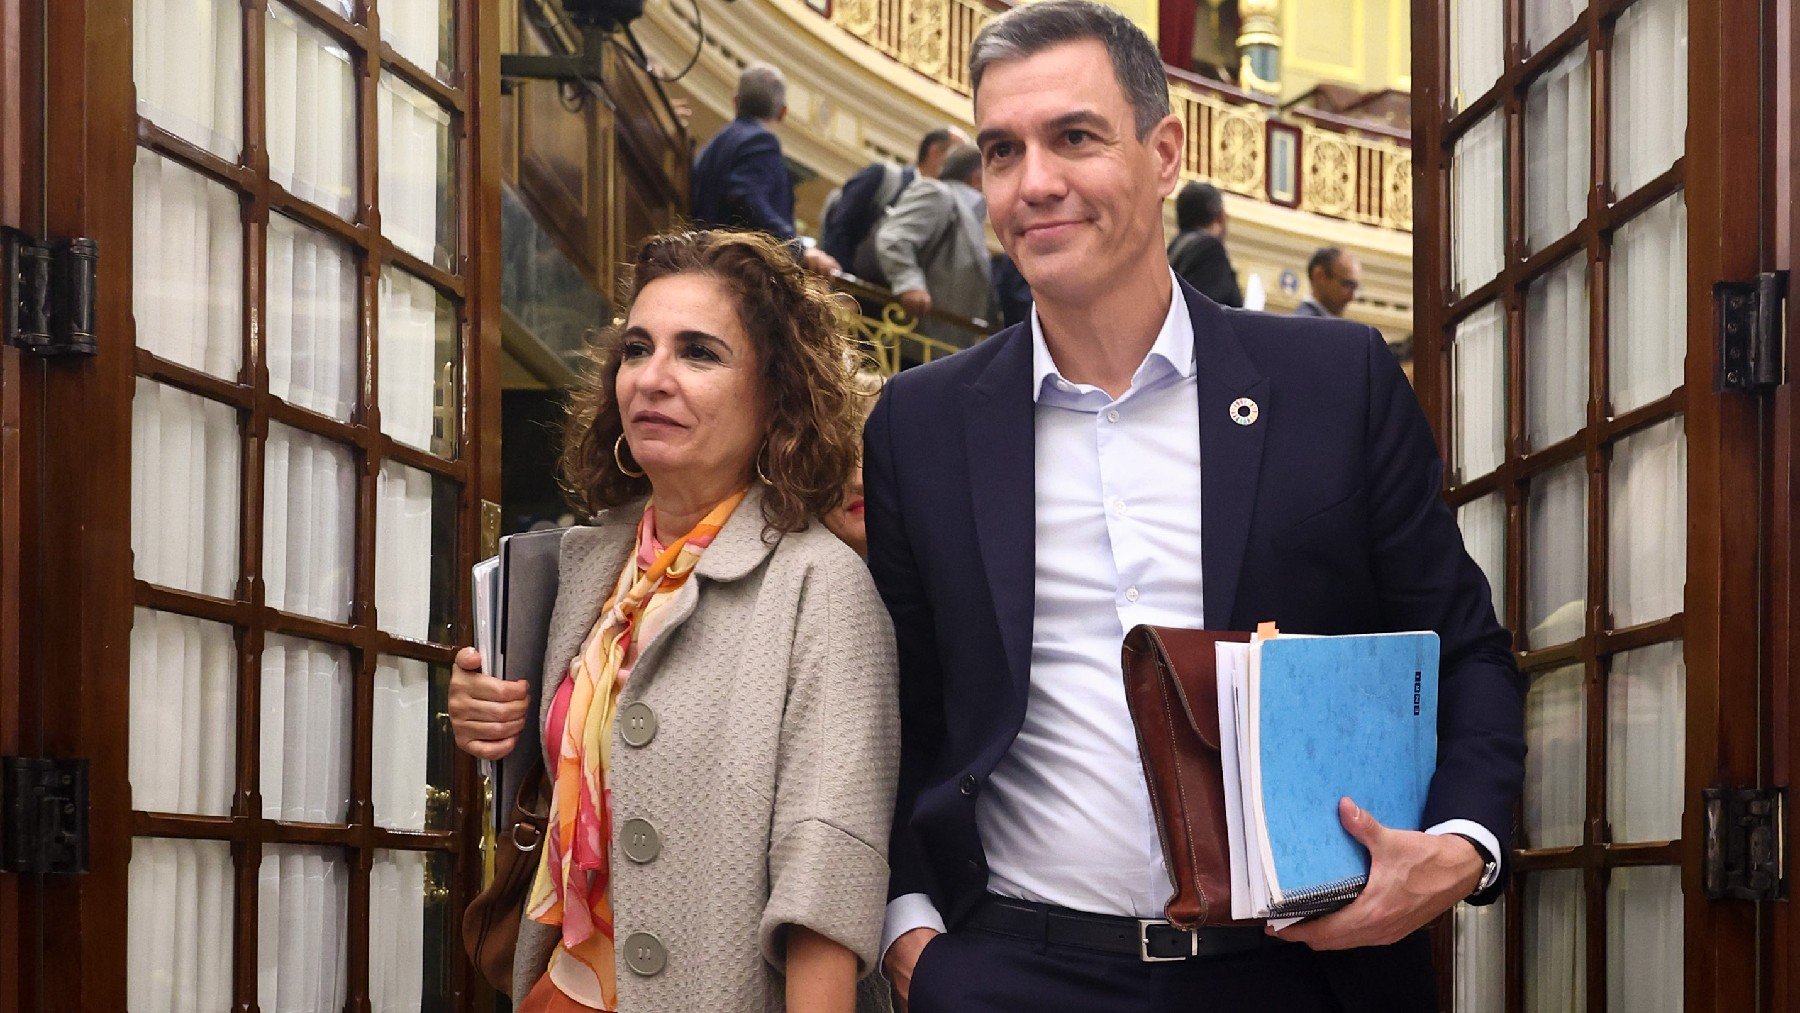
left=1268, top=874, right=1368, bottom=918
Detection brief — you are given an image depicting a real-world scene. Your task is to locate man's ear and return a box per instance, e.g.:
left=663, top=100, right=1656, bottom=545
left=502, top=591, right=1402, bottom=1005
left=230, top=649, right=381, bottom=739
left=777, top=105, right=788, bottom=123
left=1150, top=114, right=1185, bottom=198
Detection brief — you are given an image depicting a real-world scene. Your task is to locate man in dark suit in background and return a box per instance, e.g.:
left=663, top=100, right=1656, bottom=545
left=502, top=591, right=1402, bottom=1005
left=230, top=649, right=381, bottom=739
left=864, top=3, right=1523, bottom=1011
left=1295, top=245, right=1362, bottom=317
left=691, top=63, right=838, bottom=274
left=1167, top=180, right=1243, bottom=307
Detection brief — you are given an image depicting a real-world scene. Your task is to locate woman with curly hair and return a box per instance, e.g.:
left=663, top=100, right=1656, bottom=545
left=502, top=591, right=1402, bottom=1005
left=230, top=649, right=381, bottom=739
left=448, top=230, right=898, bottom=1012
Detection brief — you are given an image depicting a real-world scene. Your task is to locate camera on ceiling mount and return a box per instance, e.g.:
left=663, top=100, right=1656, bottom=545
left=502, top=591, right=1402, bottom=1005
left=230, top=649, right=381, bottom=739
left=500, top=0, right=649, bottom=90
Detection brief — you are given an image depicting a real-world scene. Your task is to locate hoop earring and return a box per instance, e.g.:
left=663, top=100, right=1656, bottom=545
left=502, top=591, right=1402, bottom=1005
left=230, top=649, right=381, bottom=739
left=614, top=434, right=645, bottom=478
left=755, top=445, right=772, bottom=485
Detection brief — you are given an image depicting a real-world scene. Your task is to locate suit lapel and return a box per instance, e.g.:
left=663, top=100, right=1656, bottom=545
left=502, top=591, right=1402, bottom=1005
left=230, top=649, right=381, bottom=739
left=1187, top=286, right=1270, bottom=631
left=962, top=330, right=1037, bottom=697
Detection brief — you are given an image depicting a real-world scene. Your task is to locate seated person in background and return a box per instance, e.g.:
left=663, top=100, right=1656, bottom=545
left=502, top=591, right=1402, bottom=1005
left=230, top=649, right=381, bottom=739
left=874, top=145, right=1000, bottom=344
left=1295, top=245, right=1362, bottom=318
left=1167, top=180, right=1243, bottom=307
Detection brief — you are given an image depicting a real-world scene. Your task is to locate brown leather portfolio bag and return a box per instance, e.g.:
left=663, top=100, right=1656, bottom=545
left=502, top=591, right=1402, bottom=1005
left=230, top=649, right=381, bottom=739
left=1120, top=624, right=1255, bottom=929
left=462, top=758, right=548, bottom=992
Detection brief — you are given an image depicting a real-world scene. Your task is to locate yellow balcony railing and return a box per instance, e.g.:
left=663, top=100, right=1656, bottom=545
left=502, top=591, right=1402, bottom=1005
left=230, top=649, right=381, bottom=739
left=827, top=272, right=992, bottom=375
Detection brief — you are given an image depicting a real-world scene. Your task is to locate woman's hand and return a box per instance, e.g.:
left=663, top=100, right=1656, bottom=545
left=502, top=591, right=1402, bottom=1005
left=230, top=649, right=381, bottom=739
left=448, top=647, right=531, bottom=760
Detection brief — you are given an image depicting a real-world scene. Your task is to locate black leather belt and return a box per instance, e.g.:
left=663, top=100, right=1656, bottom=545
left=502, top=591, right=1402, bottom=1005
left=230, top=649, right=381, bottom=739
left=964, top=895, right=1271, bottom=962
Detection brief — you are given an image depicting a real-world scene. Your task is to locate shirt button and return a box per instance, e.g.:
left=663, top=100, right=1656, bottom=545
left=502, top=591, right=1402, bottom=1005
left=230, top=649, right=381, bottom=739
left=1126, top=587, right=1140, bottom=603
left=1106, top=409, right=1121, bottom=423
left=1111, top=498, right=1127, bottom=516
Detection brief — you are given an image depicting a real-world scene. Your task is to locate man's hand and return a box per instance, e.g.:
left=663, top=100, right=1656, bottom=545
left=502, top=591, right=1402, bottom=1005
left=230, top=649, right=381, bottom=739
left=448, top=647, right=531, bottom=760
left=802, top=247, right=842, bottom=276
left=896, top=288, right=933, bottom=319
left=882, top=927, right=940, bottom=1010
left=1272, top=798, right=1483, bottom=951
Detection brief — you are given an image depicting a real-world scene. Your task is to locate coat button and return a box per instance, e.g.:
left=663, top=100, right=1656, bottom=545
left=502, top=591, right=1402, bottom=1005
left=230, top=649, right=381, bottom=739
left=621, top=818, right=661, bottom=863
left=619, top=702, right=658, bottom=747
left=622, top=931, right=667, bottom=976
left=959, top=774, right=979, bottom=797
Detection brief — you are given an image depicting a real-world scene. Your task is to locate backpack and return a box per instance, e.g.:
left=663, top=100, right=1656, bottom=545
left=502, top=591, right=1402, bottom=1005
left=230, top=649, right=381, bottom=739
left=822, top=163, right=913, bottom=286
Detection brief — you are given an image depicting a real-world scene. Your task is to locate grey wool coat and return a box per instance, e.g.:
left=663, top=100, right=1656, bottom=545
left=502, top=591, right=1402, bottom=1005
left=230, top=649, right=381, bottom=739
left=511, top=486, right=900, bottom=1012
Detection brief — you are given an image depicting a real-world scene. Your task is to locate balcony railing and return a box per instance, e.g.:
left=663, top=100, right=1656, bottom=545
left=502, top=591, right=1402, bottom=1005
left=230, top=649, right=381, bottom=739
left=821, top=0, right=1413, bottom=233
left=826, top=271, right=995, bottom=374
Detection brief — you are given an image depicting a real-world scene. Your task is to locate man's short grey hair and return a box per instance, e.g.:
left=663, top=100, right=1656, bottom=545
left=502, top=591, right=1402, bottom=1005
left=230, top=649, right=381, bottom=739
left=939, top=145, right=983, bottom=185
left=736, top=63, right=787, bottom=121
left=969, top=0, right=1171, bottom=138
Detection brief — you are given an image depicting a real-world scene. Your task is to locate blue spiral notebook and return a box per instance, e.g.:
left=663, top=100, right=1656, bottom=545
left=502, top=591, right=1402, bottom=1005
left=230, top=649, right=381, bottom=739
left=1216, top=627, right=1440, bottom=921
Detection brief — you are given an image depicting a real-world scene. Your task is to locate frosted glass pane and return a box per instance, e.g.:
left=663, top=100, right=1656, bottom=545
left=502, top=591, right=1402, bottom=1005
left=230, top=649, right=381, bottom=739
left=133, top=149, right=244, bottom=380
left=1609, top=419, right=1686, bottom=626
left=1453, top=113, right=1507, bottom=296
left=129, top=609, right=236, bottom=816
left=381, top=0, right=454, bottom=81
left=1450, top=0, right=1504, bottom=111
left=1608, top=641, right=1686, bottom=842
left=378, top=267, right=459, bottom=457
left=266, top=3, right=358, bottom=219
left=1525, top=256, right=1589, bottom=450
left=1527, top=460, right=1587, bottom=647
left=1457, top=492, right=1507, bottom=624
left=127, top=837, right=234, bottom=1013
left=371, top=661, right=454, bottom=833
left=1525, top=0, right=1585, bottom=54
left=1607, top=865, right=1683, bottom=1013
left=1525, top=48, right=1591, bottom=253
left=1524, top=870, right=1586, bottom=1013
left=131, top=379, right=241, bottom=599
left=263, top=423, right=356, bottom=623
left=1453, top=898, right=1506, bottom=1013
left=260, top=635, right=353, bottom=824
left=375, top=463, right=457, bottom=642
left=1611, top=0, right=1688, bottom=197
left=1609, top=193, right=1688, bottom=414
left=258, top=845, right=350, bottom=1013
left=133, top=0, right=241, bottom=158
left=370, top=849, right=454, bottom=1010
left=1453, top=302, right=1506, bottom=481
left=267, top=214, right=358, bottom=420
left=1525, top=664, right=1586, bottom=849
left=378, top=75, right=456, bottom=269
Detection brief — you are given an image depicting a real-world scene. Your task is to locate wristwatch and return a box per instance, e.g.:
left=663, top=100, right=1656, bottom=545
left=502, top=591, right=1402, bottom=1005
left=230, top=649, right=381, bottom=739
left=1451, top=833, right=1500, bottom=893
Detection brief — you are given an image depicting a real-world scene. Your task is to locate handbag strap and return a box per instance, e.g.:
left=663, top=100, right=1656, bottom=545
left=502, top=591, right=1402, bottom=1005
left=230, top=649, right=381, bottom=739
left=506, top=757, right=549, bottom=853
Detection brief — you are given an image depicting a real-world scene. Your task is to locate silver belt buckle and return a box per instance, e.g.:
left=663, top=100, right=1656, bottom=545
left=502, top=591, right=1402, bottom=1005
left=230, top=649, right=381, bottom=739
left=1137, top=918, right=1197, bottom=962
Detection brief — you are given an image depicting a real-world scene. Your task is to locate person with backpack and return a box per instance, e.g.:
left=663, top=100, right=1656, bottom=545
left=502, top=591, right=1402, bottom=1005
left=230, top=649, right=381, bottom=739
left=820, top=126, right=969, bottom=286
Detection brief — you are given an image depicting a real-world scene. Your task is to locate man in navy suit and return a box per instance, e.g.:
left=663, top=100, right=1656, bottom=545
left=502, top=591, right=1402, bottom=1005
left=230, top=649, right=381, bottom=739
left=863, top=3, right=1524, bottom=1011
left=691, top=63, right=839, bottom=274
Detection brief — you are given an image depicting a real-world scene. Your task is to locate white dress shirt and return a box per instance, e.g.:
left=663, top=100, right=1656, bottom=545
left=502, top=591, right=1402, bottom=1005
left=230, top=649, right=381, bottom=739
left=881, top=275, right=1500, bottom=960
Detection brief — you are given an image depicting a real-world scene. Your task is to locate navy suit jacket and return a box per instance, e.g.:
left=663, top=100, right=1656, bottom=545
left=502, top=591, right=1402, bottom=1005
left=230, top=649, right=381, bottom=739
left=691, top=117, right=796, bottom=241
left=863, top=280, right=1524, bottom=992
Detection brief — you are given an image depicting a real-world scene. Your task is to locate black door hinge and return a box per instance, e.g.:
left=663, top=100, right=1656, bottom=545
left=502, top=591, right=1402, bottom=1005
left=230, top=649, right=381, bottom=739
left=2, top=227, right=97, bottom=357
left=1715, top=271, right=1787, bottom=392
left=1, top=756, right=89, bottom=874
left=1702, top=785, right=1785, bottom=901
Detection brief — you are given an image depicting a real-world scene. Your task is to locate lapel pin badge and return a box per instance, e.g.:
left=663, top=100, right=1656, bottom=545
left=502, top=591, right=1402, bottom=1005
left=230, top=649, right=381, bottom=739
left=1229, top=397, right=1259, bottom=426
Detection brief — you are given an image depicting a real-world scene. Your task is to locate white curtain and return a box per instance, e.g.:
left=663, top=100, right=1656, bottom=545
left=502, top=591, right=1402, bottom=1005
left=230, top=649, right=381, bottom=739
left=260, top=634, right=352, bottom=824
left=1608, top=640, right=1686, bottom=842
left=1525, top=256, right=1589, bottom=450
left=369, top=850, right=430, bottom=1012
left=1611, top=0, right=1688, bottom=198
left=1525, top=48, right=1590, bottom=253
left=265, top=3, right=357, bottom=219
left=1527, top=460, right=1587, bottom=647
left=263, top=421, right=356, bottom=623
left=258, top=845, right=350, bottom=1013
left=1525, top=869, right=1587, bottom=1013
left=1606, top=865, right=1682, bottom=1012
left=1457, top=492, right=1508, bottom=624
left=1452, top=302, right=1506, bottom=481
left=1453, top=897, right=1507, bottom=1013
left=378, top=75, right=452, bottom=267
left=1453, top=113, right=1507, bottom=297
left=133, top=149, right=243, bottom=381
left=382, top=0, right=451, bottom=80
left=132, top=0, right=241, bottom=158
left=132, top=379, right=240, bottom=599
left=376, top=463, right=437, bottom=642
left=1609, top=419, right=1687, bottom=626
left=128, top=608, right=236, bottom=816
left=1610, top=193, right=1688, bottom=415
left=1450, top=0, right=1504, bottom=111
left=1524, top=664, right=1585, bottom=848
left=267, top=214, right=357, bottom=421
left=1525, top=0, right=1585, bottom=54
left=373, top=657, right=432, bottom=830
left=127, top=837, right=234, bottom=1013
left=379, top=267, right=452, bottom=454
